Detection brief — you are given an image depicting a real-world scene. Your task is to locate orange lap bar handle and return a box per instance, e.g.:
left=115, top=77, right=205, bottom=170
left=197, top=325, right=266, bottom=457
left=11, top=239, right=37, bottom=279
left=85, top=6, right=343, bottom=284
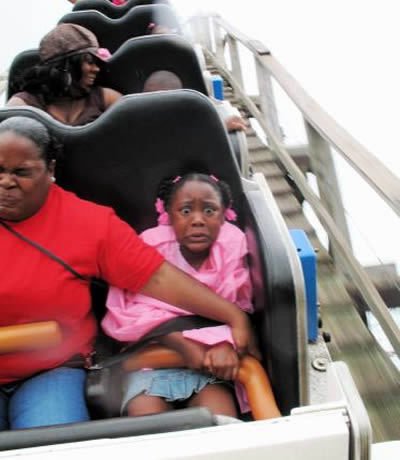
left=122, top=344, right=281, bottom=420
left=0, top=321, right=62, bottom=354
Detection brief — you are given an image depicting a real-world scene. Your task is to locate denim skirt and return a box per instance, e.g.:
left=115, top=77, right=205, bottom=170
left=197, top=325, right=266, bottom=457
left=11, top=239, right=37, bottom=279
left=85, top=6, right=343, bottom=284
left=121, top=368, right=219, bottom=413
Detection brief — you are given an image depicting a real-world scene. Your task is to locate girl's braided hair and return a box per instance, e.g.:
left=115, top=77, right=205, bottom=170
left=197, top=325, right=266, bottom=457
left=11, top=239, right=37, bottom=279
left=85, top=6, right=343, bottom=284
left=157, top=173, right=233, bottom=210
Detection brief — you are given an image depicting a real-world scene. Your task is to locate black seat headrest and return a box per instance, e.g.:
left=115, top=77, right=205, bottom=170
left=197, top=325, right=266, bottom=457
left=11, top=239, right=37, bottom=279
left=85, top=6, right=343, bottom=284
left=59, top=4, right=181, bottom=53
left=6, top=50, right=40, bottom=100
left=0, top=90, right=239, bottom=232
left=98, top=35, right=208, bottom=95
left=73, top=0, right=171, bottom=19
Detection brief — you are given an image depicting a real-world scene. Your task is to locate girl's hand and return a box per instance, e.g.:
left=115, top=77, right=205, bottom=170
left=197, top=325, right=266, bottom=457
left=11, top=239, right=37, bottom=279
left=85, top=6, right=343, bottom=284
left=203, top=342, right=239, bottom=381
left=158, top=332, right=206, bottom=370
left=180, top=340, right=207, bottom=370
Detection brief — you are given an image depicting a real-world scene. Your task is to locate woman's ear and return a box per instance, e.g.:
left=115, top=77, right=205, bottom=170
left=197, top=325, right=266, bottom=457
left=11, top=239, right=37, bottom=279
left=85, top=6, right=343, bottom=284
left=48, top=159, right=56, bottom=178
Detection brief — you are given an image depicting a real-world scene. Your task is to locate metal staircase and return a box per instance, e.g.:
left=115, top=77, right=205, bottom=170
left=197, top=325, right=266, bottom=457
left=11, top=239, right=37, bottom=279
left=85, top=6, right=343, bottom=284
left=202, top=34, right=400, bottom=440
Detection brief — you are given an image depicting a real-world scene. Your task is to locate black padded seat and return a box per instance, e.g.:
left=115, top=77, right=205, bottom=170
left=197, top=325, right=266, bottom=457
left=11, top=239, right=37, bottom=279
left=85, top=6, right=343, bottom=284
left=6, top=49, right=40, bottom=100
left=73, top=0, right=170, bottom=19
left=6, top=35, right=208, bottom=101
left=0, top=90, right=300, bottom=415
left=58, top=4, right=181, bottom=53
left=98, top=34, right=208, bottom=95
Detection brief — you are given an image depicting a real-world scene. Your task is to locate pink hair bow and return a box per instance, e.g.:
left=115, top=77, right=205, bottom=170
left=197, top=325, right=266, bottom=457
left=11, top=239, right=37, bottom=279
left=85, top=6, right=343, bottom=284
left=155, top=198, right=170, bottom=225
left=224, top=208, right=237, bottom=221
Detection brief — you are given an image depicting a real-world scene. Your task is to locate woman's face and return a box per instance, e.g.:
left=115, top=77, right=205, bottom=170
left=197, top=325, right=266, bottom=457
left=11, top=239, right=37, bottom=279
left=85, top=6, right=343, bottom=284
left=79, top=54, right=100, bottom=90
left=0, top=132, right=54, bottom=222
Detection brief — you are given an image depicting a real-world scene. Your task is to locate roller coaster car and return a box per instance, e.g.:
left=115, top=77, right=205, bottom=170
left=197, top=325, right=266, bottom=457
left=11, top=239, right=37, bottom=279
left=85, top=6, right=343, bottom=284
left=58, top=4, right=181, bottom=53
left=0, top=86, right=301, bottom=417
left=73, top=0, right=171, bottom=19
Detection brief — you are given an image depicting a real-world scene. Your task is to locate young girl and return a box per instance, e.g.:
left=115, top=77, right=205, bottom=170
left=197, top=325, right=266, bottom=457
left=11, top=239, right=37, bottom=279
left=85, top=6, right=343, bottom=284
left=102, top=173, right=254, bottom=418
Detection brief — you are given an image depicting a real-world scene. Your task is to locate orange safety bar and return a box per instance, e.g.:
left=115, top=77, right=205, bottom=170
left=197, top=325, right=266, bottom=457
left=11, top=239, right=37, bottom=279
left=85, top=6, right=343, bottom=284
left=0, top=321, right=62, bottom=353
left=122, top=344, right=281, bottom=420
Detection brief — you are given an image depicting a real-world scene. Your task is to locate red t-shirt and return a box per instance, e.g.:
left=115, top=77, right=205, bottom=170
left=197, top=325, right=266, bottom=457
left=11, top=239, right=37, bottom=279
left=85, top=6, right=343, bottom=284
left=0, top=185, right=164, bottom=383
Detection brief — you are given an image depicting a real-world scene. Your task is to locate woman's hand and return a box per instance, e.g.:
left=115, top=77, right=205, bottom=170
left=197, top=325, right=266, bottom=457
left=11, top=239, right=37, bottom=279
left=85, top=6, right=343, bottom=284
left=142, top=262, right=261, bottom=359
left=203, top=342, right=239, bottom=381
left=230, top=311, right=261, bottom=360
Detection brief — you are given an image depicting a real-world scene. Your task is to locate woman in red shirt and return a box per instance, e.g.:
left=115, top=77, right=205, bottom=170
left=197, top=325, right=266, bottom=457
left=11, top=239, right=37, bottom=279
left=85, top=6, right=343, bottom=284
left=0, top=116, right=256, bottom=430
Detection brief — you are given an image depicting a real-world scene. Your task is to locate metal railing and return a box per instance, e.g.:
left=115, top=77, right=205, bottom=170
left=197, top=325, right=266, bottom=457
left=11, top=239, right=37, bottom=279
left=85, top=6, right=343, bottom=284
left=0, top=71, right=7, bottom=97
left=188, top=14, right=400, bottom=359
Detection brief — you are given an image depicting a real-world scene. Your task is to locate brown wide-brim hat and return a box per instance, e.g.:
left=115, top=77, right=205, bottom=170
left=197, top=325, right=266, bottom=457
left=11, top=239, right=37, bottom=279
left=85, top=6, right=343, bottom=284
left=39, top=23, right=111, bottom=63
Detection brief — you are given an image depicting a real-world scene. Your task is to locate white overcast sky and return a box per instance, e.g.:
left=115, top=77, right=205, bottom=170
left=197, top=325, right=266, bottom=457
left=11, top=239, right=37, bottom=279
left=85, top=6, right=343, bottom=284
left=1, top=1, right=399, bottom=173
left=1, top=0, right=400, bottom=268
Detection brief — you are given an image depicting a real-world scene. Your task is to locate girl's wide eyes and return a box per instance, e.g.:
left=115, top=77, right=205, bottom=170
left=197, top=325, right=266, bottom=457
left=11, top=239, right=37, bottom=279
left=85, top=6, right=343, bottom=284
left=180, top=206, right=191, bottom=215
left=204, top=207, right=215, bottom=215
left=179, top=206, right=216, bottom=216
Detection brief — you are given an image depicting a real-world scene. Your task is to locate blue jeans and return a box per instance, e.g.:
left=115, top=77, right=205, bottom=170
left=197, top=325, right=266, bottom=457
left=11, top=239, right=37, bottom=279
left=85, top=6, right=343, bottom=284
left=121, top=368, right=219, bottom=413
left=0, top=367, right=90, bottom=430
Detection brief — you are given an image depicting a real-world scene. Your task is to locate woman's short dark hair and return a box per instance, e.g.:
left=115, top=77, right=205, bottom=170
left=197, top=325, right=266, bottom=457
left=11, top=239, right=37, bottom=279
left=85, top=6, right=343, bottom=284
left=0, top=116, right=62, bottom=165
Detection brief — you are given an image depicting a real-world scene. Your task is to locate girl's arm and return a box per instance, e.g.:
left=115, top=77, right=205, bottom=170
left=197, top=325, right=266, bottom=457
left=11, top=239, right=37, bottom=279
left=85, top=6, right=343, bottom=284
left=159, top=332, right=240, bottom=380
left=140, top=261, right=256, bottom=357
left=158, top=332, right=207, bottom=370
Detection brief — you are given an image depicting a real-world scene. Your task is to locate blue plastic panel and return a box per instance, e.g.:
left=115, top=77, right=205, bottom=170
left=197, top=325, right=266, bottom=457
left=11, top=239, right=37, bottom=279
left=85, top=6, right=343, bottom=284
left=211, top=75, right=224, bottom=100
left=290, top=229, right=318, bottom=342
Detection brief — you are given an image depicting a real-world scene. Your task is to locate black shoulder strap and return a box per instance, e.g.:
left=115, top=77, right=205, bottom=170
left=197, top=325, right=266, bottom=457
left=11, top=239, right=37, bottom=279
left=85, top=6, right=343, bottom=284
left=0, top=219, right=91, bottom=283
left=90, top=315, right=222, bottom=370
left=1, top=219, right=223, bottom=370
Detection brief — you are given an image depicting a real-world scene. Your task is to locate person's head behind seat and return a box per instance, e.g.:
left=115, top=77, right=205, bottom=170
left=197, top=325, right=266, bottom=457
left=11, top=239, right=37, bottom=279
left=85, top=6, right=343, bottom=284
left=142, top=70, right=183, bottom=93
left=146, top=22, right=176, bottom=35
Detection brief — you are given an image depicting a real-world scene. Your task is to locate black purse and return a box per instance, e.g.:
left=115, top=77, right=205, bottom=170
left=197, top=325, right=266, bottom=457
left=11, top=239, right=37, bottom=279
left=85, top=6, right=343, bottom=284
left=86, top=315, right=221, bottom=418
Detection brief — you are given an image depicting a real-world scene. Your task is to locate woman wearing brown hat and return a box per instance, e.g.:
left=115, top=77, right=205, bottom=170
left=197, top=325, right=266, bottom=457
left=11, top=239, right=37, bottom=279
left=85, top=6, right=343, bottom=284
left=7, top=24, right=122, bottom=126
